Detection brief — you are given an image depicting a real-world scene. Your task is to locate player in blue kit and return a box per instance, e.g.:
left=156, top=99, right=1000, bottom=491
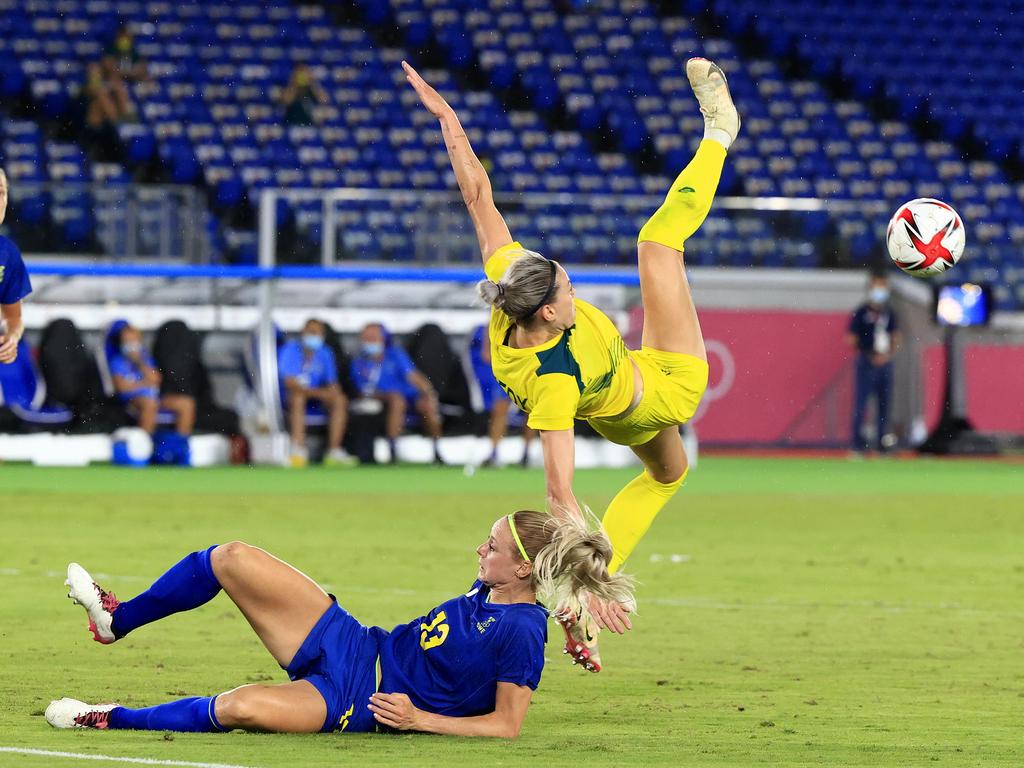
left=46, top=510, right=633, bottom=737
left=0, top=169, right=33, bottom=364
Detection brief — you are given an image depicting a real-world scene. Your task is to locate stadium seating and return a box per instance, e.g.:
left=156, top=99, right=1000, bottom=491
left=0, top=0, right=1020, bottom=308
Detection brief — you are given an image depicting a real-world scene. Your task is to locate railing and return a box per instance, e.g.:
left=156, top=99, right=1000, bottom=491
left=256, top=186, right=895, bottom=268
left=6, top=183, right=207, bottom=261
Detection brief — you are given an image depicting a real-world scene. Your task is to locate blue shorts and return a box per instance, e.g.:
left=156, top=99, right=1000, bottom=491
left=284, top=600, right=385, bottom=733
left=119, top=387, right=159, bottom=404
left=473, top=363, right=509, bottom=412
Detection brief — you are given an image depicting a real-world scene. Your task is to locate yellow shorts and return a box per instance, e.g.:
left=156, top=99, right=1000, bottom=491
left=587, top=347, right=709, bottom=447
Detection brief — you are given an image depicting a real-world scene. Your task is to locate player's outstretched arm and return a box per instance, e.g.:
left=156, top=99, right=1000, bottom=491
left=401, top=61, right=513, bottom=263
left=369, top=682, right=532, bottom=738
left=540, top=428, right=583, bottom=521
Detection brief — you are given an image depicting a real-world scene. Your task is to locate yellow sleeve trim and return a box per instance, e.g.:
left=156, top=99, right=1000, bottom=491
left=526, top=415, right=575, bottom=431
left=484, top=241, right=525, bottom=282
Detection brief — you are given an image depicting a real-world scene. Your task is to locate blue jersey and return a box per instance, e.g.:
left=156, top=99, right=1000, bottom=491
left=278, top=341, right=338, bottom=390
left=378, top=581, right=547, bottom=718
left=350, top=346, right=417, bottom=397
left=109, top=352, right=159, bottom=401
left=0, top=236, right=32, bottom=305
left=469, top=324, right=508, bottom=411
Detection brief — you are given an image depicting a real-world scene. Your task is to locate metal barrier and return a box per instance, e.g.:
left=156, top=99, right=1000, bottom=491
left=8, top=183, right=206, bottom=261
left=256, top=186, right=855, bottom=268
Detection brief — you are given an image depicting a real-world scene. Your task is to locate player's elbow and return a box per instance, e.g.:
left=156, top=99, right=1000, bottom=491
left=495, top=718, right=522, bottom=739
left=465, top=166, right=494, bottom=204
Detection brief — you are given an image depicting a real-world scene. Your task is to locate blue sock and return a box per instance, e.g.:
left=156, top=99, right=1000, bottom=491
left=111, top=546, right=221, bottom=638
left=109, top=696, right=225, bottom=732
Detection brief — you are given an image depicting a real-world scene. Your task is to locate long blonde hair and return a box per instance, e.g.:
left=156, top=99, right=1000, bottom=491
left=509, top=509, right=635, bottom=617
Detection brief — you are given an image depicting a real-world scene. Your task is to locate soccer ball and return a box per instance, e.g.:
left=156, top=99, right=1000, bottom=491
left=885, top=198, right=965, bottom=277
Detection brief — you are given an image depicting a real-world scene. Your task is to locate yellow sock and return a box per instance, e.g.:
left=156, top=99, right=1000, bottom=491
left=637, top=139, right=727, bottom=251
left=602, top=468, right=688, bottom=574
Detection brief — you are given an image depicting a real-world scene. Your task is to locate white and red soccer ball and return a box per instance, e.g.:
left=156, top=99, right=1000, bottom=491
left=886, top=198, right=965, bottom=277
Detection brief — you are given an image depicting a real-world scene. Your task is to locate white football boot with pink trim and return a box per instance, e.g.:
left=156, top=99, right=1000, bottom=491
left=65, top=563, right=120, bottom=644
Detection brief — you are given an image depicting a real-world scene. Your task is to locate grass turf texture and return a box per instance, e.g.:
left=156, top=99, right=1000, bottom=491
left=1, top=457, right=1022, bottom=767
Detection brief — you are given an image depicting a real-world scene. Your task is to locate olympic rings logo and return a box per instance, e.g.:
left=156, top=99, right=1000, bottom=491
left=690, top=338, right=735, bottom=424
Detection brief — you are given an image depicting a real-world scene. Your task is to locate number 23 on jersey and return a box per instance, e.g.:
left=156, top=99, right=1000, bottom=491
left=419, top=611, right=449, bottom=650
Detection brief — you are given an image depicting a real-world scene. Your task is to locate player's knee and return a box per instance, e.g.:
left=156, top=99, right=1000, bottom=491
left=211, top=541, right=254, bottom=578
left=648, top=457, right=687, bottom=486
left=215, top=686, right=263, bottom=728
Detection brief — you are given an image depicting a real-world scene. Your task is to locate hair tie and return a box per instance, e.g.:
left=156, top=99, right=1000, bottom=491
left=495, top=283, right=505, bottom=298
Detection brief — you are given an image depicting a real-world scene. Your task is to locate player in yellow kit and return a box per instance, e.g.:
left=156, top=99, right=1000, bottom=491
left=403, top=57, right=740, bottom=671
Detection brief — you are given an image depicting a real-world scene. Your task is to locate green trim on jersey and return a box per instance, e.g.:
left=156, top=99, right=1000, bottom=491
left=534, top=328, right=584, bottom=393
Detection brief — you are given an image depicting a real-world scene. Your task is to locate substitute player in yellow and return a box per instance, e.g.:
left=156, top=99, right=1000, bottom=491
left=403, top=57, right=739, bottom=671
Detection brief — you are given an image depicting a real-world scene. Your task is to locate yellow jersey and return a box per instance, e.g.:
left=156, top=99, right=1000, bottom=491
left=485, top=242, right=634, bottom=431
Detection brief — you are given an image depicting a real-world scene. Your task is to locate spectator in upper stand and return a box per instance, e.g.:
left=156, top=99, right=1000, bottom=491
left=278, top=318, right=356, bottom=468
left=846, top=269, right=902, bottom=455
left=109, top=324, right=195, bottom=437
left=103, top=24, right=149, bottom=85
left=468, top=324, right=534, bottom=468
left=0, top=168, right=33, bottom=365
left=280, top=64, right=328, bottom=126
left=351, top=323, right=444, bottom=465
left=84, top=61, right=133, bottom=130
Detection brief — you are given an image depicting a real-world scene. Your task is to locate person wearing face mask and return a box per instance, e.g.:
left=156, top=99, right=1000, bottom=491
left=845, top=270, right=902, bottom=455
left=109, top=324, right=195, bottom=437
left=350, top=323, right=445, bottom=465
left=0, top=168, right=32, bottom=365
left=278, top=319, right=355, bottom=468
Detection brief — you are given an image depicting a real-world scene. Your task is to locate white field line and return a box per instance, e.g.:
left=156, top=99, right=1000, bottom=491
left=0, top=747, right=256, bottom=768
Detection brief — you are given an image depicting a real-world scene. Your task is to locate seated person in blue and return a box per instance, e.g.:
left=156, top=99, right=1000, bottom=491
left=278, top=318, right=355, bottom=467
left=109, top=323, right=194, bottom=436
left=0, top=168, right=33, bottom=365
left=469, top=324, right=535, bottom=468
left=48, top=510, right=635, bottom=737
left=350, top=322, right=444, bottom=464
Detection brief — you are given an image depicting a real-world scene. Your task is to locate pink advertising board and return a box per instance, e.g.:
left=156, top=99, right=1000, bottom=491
left=627, top=307, right=854, bottom=445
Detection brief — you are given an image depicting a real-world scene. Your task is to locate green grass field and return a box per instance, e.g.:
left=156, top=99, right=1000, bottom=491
left=1, top=456, right=1022, bottom=767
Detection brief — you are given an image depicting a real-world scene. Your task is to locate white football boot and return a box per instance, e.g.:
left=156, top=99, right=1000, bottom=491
left=65, top=563, right=120, bottom=644
left=45, top=697, right=118, bottom=729
left=686, top=57, right=741, bottom=147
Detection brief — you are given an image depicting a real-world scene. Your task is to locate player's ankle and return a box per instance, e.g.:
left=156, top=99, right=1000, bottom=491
left=703, top=126, right=733, bottom=151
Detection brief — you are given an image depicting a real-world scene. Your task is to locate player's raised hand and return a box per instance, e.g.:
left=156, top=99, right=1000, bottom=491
left=401, top=61, right=454, bottom=119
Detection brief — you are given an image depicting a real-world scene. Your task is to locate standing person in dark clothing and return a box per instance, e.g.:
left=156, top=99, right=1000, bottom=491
left=846, top=271, right=901, bottom=455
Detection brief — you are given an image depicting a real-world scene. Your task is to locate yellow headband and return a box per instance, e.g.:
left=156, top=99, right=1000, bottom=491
left=507, top=513, right=530, bottom=563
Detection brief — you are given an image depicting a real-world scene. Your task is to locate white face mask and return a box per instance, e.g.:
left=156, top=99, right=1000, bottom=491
left=869, top=287, right=890, bottom=304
